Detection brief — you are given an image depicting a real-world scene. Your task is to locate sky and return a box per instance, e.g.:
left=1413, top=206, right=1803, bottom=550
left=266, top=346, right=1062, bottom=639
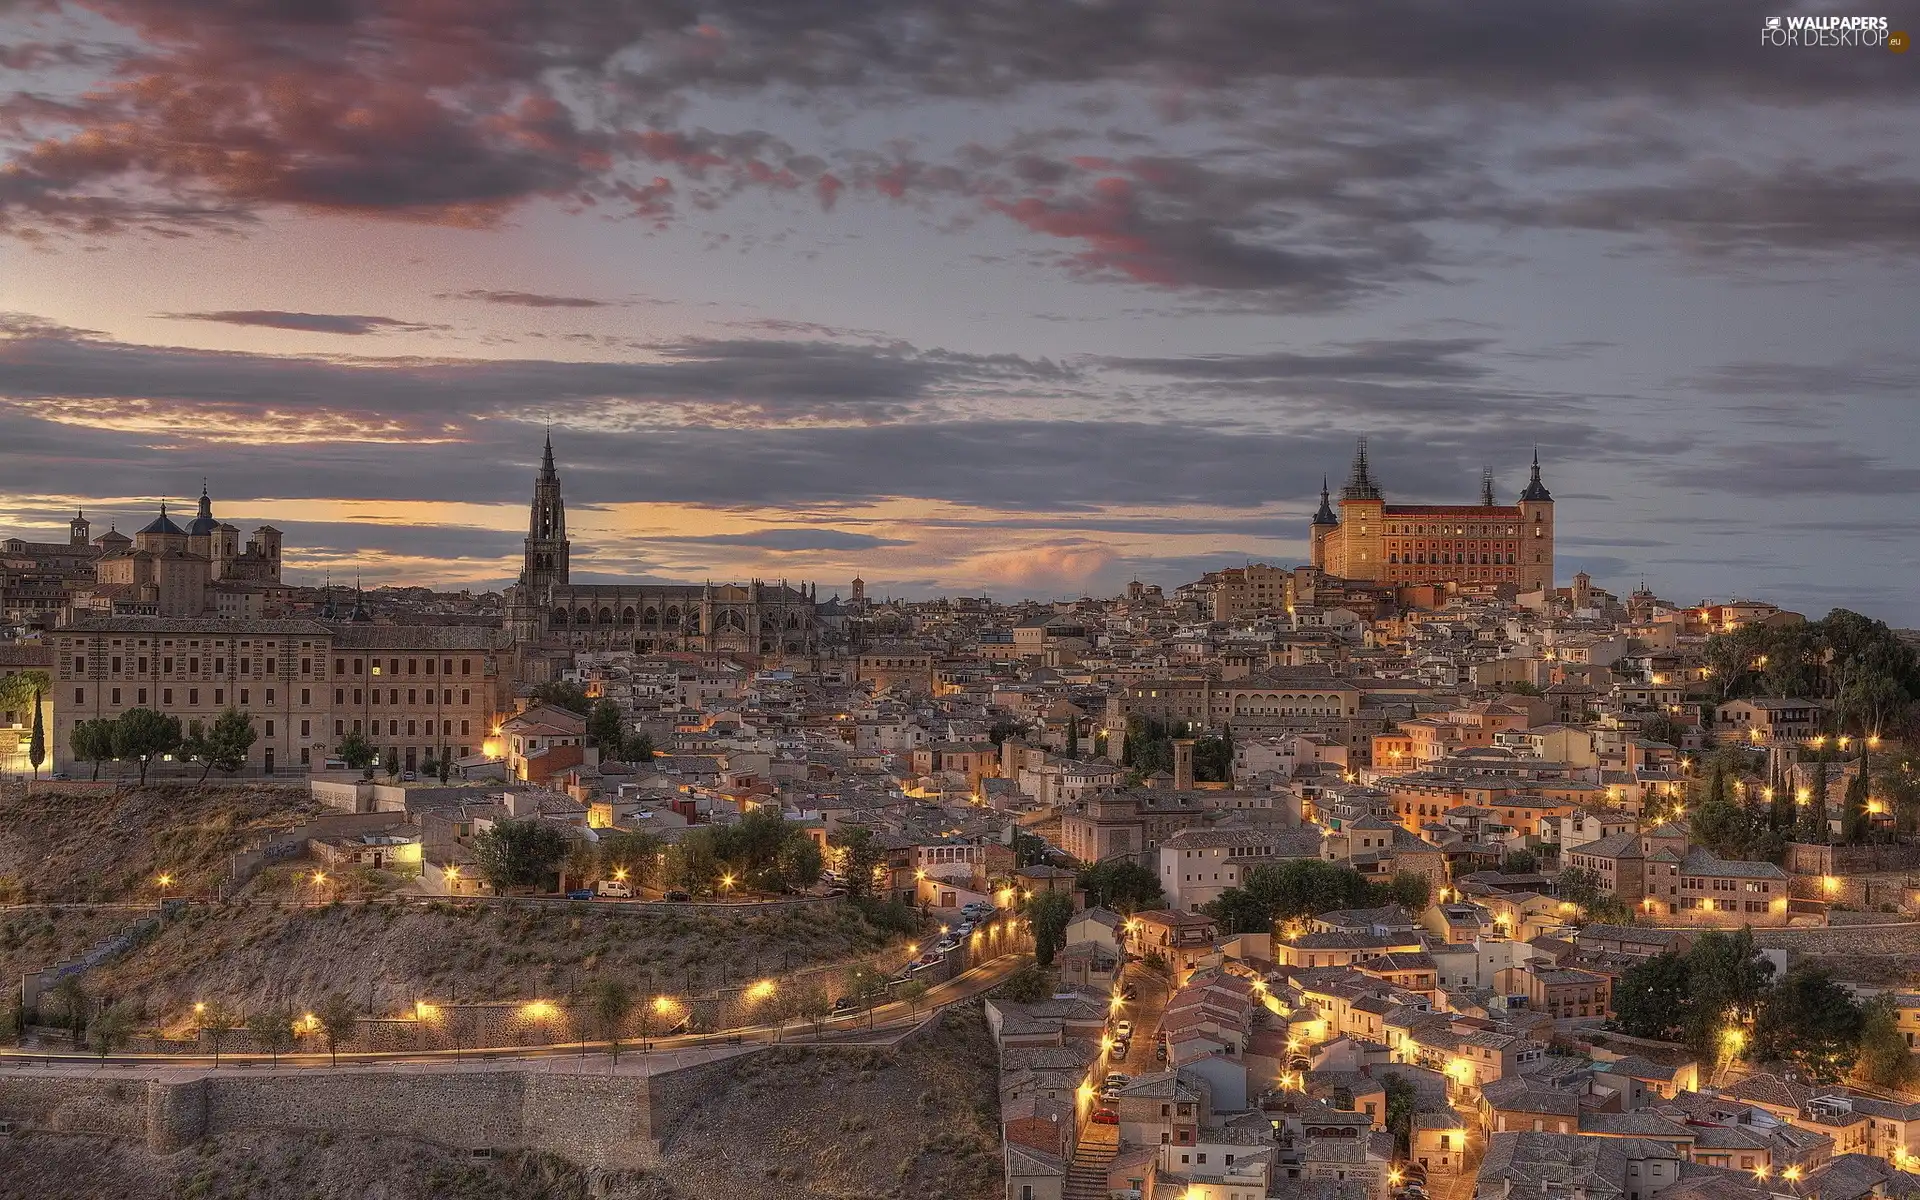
left=1, top=1, right=1917, bottom=620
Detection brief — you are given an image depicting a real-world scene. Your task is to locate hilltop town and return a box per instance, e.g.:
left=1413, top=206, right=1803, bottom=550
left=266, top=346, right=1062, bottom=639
left=1, top=443, right=1918, bottom=1200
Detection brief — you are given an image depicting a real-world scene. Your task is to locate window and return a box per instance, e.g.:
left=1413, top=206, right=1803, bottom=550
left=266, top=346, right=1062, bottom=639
left=74, top=686, right=85, bottom=704
left=265, top=720, right=274, bottom=737
left=302, top=689, right=310, bottom=705
left=138, top=688, right=147, bottom=704
left=163, top=689, right=173, bottom=705
left=335, top=720, right=345, bottom=736
left=301, top=720, right=311, bottom=737
left=214, top=689, right=225, bottom=705
left=111, top=688, right=121, bottom=705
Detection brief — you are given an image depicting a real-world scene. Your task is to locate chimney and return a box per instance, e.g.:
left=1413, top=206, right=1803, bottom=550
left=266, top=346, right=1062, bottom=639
left=1173, top=739, right=1196, bottom=791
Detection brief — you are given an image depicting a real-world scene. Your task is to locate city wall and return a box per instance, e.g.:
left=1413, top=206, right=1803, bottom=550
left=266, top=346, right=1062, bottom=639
left=0, top=1060, right=685, bottom=1169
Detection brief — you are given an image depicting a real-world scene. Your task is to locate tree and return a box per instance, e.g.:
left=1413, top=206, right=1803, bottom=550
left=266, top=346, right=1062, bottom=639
left=793, top=981, right=832, bottom=1038
left=1010, top=829, right=1048, bottom=868
left=187, top=707, right=257, bottom=783
left=112, top=707, right=182, bottom=787
left=1023, top=889, right=1075, bottom=967
left=773, top=833, right=825, bottom=892
left=1382, top=1071, right=1419, bottom=1157
left=336, top=728, right=377, bottom=776
left=1639, top=714, right=1686, bottom=748
left=898, top=979, right=930, bottom=1018
left=564, top=841, right=598, bottom=892
left=988, top=718, right=1028, bottom=747
left=598, top=830, right=664, bottom=886
left=1064, top=718, right=1079, bottom=759
left=1076, top=860, right=1165, bottom=913
left=89, top=1003, right=135, bottom=1062
left=1612, top=953, right=1691, bottom=1043
left=999, top=962, right=1049, bottom=1003
left=587, top=699, right=628, bottom=760
left=317, top=993, right=359, bottom=1066
left=1801, top=758, right=1831, bottom=844
left=590, top=978, right=635, bottom=1064
left=382, top=747, right=401, bottom=780
left=421, top=752, right=438, bottom=780
left=1681, top=928, right=1774, bottom=1063
left=69, top=718, right=117, bottom=781
left=1204, top=859, right=1380, bottom=934
left=843, top=963, right=889, bottom=1028
left=666, top=827, right=725, bottom=895
left=50, top=974, right=87, bottom=1046
left=438, top=756, right=453, bottom=784
left=1753, top=963, right=1861, bottom=1083
left=1192, top=728, right=1234, bottom=783
left=1855, top=994, right=1917, bottom=1090
left=1690, top=762, right=1752, bottom=859
left=27, top=689, right=45, bottom=780
left=0, top=669, right=49, bottom=722
left=471, top=819, right=571, bottom=893
left=529, top=680, right=593, bottom=716
left=1385, top=872, right=1432, bottom=914
left=1842, top=760, right=1872, bottom=845
left=623, top=731, right=657, bottom=764
left=247, top=1007, right=296, bottom=1066
left=831, top=827, right=886, bottom=899
left=1500, top=850, right=1539, bottom=876
left=200, top=1001, right=241, bottom=1067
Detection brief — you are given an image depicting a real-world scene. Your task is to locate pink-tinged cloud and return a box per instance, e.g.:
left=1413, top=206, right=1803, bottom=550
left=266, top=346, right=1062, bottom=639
left=964, top=542, right=1119, bottom=592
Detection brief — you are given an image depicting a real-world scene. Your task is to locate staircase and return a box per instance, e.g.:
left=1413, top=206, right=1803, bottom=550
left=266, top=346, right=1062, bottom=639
left=1065, top=1127, right=1119, bottom=1200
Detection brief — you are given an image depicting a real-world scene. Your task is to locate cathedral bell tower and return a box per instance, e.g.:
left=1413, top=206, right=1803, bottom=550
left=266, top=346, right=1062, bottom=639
left=508, top=433, right=571, bottom=642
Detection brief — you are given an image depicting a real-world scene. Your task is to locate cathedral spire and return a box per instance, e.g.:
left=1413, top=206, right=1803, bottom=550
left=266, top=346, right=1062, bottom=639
left=540, top=426, right=557, bottom=481
left=1481, top=466, right=1496, bottom=507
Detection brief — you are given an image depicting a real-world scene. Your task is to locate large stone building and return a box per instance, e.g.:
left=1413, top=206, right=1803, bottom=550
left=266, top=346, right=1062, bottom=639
left=3, top=488, right=286, bottom=624
left=1309, top=440, right=1555, bottom=593
left=49, top=618, right=506, bottom=776
left=503, top=436, right=818, bottom=658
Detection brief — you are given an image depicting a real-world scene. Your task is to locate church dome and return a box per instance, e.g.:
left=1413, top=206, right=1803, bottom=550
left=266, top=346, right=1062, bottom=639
left=186, top=485, right=221, bottom=536
left=139, top=503, right=188, bottom=537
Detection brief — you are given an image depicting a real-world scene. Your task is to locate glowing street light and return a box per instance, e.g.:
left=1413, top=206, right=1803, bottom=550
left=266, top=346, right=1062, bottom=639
left=612, top=867, right=628, bottom=882
left=156, top=873, right=173, bottom=891
left=745, top=979, right=776, bottom=1003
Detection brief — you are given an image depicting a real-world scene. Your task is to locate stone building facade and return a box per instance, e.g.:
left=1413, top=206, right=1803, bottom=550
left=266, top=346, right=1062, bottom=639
left=1310, top=439, right=1555, bottom=593
left=504, top=437, right=818, bottom=657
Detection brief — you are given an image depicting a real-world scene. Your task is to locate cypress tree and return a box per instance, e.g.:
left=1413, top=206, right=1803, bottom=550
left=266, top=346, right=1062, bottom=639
left=1802, top=758, right=1831, bottom=844
left=1842, top=759, right=1872, bottom=845
left=27, top=690, right=44, bottom=781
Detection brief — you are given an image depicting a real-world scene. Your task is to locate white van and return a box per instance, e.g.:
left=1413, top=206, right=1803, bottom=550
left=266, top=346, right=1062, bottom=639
left=596, top=879, right=633, bottom=899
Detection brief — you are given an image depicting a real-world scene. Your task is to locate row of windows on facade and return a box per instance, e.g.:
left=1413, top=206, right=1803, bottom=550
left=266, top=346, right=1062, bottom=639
left=76, top=684, right=476, bottom=711
left=1388, top=552, right=1520, bottom=565
left=68, top=654, right=481, bottom=678
left=549, top=606, right=806, bottom=628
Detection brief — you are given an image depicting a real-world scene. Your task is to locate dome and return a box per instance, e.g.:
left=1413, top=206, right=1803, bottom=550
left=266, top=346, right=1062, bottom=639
left=186, top=485, right=221, bottom=536
left=139, top=503, right=188, bottom=537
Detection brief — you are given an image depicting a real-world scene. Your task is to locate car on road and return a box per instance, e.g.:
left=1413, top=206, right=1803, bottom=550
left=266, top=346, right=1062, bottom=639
left=1111, top=1019, right=1134, bottom=1041
left=1154, top=1042, right=1168, bottom=1061
left=1119, top=984, right=1138, bottom=1001
left=1101, top=1072, right=1131, bottom=1097
left=832, top=996, right=860, bottom=1014
left=1110, top=1038, right=1130, bottom=1059
left=915, top=951, right=944, bottom=966
left=596, top=879, right=633, bottom=898
left=662, top=890, right=692, bottom=902
left=565, top=889, right=593, bottom=901
left=1091, top=1108, right=1119, bottom=1125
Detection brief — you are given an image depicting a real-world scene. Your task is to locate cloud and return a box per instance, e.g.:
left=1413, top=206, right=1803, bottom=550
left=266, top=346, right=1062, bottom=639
left=1654, top=441, right=1920, bottom=497
left=654, top=529, right=912, bottom=552
left=439, top=290, right=618, bottom=309
left=962, top=541, right=1121, bottom=593
left=160, top=310, right=441, bottom=335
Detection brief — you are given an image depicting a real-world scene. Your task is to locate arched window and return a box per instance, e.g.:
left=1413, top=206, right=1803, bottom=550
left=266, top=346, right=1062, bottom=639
left=621, top=606, right=636, bottom=625
left=597, top=607, right=613, bottom=624
left=644, top=606, right=658, bottom=624
left=786, top=613, right=801, bottom=629
left=551, top=607, right=569, bottom=625
left=665, top=606, right=680, bottom=624
left=577, top=607, right=591, bottom=624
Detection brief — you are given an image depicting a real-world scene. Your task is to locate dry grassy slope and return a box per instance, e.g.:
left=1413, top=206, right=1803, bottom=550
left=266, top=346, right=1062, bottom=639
left=89, top=898, right=903, bottom=1018
left=0, top=1133, right=604, bottom=1200
left=0, top=783, right=318, bottom=903
left=0, top=906, right=147, bottom=988
left=639, top=1001, right=1003, bottom=1200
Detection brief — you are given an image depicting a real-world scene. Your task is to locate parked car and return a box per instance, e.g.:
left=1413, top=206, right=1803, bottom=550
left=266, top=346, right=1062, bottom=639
left=596, top=879, right=633, bottom=898
left=1102, top=1072, right=1131, bottom=1095
left=1091, top=1108, right=1119, bottom=1125
left=1111, top=1019, right=1134, bottom=1041
left=401, top=771, right=418, bottom=782
left=832, top=996, right=860, bottom=1014
left=1154, top=1042, right=1168, bottom=1061
left=565, top=889, right=593, bottom=901
left=662, top=890, right=692, bottom=902
left=1110, top=1038, right=1130, bottom=1058
left=1119, top=984, right=1138, bottom=1001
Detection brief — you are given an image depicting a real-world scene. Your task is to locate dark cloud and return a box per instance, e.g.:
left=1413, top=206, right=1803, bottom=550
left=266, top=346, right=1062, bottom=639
left=439, top=290, right=618, bottom=309
left=0, top=320, right=1076, bottom=430
left=1654, top=441, right=1920, bottom=497
left=1686, top=359, right=1916, bottom=397
left=161, top=310, right=440, bottom=335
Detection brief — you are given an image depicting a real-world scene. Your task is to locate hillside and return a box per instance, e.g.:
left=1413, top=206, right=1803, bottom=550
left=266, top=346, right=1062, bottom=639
left=0, top=905, right=145, bottom=991
left=1, top=1006, right=1005, bottom=1200
left=0, top=783, right=318, bottom=903
left=639, top=1002, right=1003, bottom=1200
left=88, top=896, right=907, bottom=1023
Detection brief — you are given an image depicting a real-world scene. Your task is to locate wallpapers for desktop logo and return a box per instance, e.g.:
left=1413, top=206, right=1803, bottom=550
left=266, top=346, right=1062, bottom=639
left=1761, top=14, right=1906, bottom=49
